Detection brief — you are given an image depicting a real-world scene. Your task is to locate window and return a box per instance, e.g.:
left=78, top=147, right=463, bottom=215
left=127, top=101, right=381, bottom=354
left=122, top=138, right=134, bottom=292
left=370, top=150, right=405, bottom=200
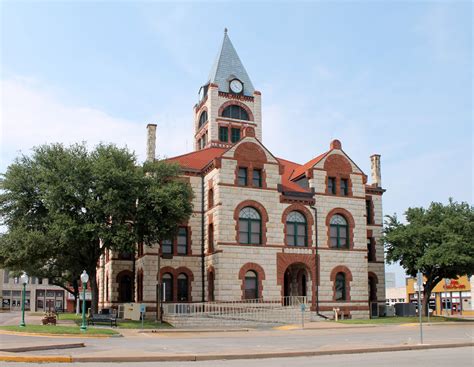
left=3, top=270, right=9, bottom=284
left=118, top=251, right=133, bottom=260
left=328, top=177, right=336, bottom=194
left=177, top=227, right=188, bottom=255
left=38, top=278, right=43, bottom=285
left=106, top=275, right=109, bottom=302
left=177, top=273, right=189, bottom=301
left=244, top=271, right=258, bottom=300
left=208, top=224, right=214, bottom=253
left=162, top=273, right=173, bottom=302
left=162, top=239, right=173, bottom=255
left=340, top=179, right=348, bottom=196
left=366, top=199, right=373, bottom=224
left=330, top=214, right=348, bottom=248
left=198, top=110, right=208, bottom=128
left=222, top=105, right=249, bottom=121
left=335, top=272, right=346, bottom=301
left=208, top=271, right=215, bottom=302
left=208, top=188, right=214, bottom=209
left=368, top=276, right=377, bottom=302
left=219, top=126, right=228, bottom=142
left=367, top=238, right=376, bottom=262
left=252, top=169, right=262, bottom=187
left=239, top=207, right=261, bottom=245
left=118, top=273, right=133, bottom=302
left=231, top=128, right=241, bottom=143
left=286, top=211, right=307, bottom=247
left=238, top=167, right=247, bottom=186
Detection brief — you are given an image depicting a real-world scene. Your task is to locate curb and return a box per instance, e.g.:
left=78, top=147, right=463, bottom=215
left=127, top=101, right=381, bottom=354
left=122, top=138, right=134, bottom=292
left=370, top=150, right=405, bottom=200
left=1, top=342, right=472, bottom=363
left=0, top=330, right=121, bottom=338
left=0, top=343, right=85, bottom=353
left=140, top=328, right=251, bottom=334
left=0, top=356, right=73, bottom=363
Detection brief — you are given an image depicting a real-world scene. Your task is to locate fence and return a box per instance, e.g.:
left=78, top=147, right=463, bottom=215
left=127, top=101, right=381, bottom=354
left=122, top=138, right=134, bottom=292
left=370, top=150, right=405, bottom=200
left=162, top=296, right=309, bottom=323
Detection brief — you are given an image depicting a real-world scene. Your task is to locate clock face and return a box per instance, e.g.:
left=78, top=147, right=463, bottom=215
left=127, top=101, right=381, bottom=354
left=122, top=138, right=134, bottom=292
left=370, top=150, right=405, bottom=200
left=230, top=79, right=243, bottom=94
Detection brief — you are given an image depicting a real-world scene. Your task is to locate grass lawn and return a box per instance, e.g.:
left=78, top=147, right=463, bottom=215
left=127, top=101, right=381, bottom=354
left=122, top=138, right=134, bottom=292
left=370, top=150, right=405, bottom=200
left=116, top=319, right=173, bottom=329
left=57, top=313, right=82, bottom=321
left=337, top=316, right=471, bottom=324
left=72, top=318, right=173, bottom=329
left=0, top=324, right=119, bottom=335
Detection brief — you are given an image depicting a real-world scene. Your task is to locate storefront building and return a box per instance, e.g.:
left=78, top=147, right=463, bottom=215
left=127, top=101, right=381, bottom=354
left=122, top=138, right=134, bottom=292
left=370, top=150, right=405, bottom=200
left=2, top=269, right=66, bottom=312
left=406, top=275, right=473, bottom=316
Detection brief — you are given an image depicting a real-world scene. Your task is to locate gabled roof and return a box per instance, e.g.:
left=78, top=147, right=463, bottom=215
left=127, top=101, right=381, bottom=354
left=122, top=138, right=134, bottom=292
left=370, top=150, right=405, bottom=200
left=276, top=158, right=312, bottom=194
left=208, top=29, right=255, bottom=95
left=166, top=148, right=227, bottom=171
left=290, top=152, right=329, bottom=180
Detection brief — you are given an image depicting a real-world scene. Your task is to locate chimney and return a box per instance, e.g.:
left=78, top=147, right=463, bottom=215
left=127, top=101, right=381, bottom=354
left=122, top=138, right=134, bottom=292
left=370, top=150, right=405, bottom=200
left=146, top=124, right=157, bottom=162
left=370, top=154, right=381, bottom=187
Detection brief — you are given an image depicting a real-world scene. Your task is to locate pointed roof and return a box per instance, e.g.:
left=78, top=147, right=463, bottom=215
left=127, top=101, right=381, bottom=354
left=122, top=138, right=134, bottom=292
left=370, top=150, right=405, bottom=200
left=208, top=29, right=255, bottom=95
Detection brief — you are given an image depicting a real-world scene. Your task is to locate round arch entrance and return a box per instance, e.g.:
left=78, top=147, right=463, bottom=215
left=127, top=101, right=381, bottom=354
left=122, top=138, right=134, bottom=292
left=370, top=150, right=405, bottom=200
left=283, top=263, right=311, bottom=305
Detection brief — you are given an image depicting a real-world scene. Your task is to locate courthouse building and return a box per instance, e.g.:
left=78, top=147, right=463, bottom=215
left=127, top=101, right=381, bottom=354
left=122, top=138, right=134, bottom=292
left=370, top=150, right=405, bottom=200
left=98, top=31, right=386, bottom=319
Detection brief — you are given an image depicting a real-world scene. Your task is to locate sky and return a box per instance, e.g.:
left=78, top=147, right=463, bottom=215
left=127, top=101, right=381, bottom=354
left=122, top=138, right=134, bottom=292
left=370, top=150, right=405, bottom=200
left=1, top=1, right=472, bottom=287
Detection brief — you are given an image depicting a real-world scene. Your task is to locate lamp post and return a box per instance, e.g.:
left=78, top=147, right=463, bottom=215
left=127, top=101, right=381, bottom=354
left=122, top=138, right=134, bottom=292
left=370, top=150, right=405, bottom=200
left=19, top=273, right=28, bottom=327
left=80, top=270, right=89, bottom=331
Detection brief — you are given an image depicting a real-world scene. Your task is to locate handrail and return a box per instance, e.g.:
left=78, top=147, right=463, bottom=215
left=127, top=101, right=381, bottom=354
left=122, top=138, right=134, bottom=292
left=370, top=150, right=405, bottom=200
left=162, top=296, right=310, bottom=323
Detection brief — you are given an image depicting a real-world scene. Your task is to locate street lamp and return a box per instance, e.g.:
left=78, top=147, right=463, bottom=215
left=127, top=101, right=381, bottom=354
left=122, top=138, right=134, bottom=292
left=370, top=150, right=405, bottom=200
left=19, top=273, right=28, bottom=327
left=80, top=270, right=89, bottom=331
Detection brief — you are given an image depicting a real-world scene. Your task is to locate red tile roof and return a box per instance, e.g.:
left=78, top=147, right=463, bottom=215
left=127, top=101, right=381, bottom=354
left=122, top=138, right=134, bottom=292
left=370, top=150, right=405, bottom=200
left=167, top=147, right=327, bottom=195
left=290, top=151, right=329, bottom=180
left=166, top=148, right=227, bottom=170
left=276, top=158, right=311, bottom=193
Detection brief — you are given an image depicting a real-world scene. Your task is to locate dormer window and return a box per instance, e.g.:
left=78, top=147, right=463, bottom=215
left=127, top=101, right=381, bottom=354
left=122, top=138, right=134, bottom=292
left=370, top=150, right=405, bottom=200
left=222, top=105, right=249, bottom=121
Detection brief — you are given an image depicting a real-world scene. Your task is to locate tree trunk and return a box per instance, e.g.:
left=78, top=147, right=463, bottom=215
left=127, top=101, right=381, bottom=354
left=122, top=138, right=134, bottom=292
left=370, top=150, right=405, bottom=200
left=89, top=268, right=99, bottom=315
left=422, top=286, right=433, bottom=317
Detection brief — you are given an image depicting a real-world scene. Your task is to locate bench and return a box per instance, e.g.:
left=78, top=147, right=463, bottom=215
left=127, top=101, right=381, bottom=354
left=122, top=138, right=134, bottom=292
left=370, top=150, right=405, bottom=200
left=87, top=313, right=117, bottom=327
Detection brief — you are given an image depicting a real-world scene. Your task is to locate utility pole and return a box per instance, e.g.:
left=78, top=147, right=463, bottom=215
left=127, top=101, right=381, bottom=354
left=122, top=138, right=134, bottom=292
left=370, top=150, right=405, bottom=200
left=416, top=271, right=423, bottom=344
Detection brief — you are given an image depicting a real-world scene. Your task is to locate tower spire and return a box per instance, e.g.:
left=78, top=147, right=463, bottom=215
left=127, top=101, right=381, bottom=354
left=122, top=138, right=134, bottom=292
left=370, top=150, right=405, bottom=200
left=207, top=31, right=254, bottom=95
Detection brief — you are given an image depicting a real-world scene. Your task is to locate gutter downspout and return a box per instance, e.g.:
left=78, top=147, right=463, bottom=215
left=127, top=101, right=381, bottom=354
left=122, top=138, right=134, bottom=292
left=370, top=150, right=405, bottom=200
left=201, top=175, right=205, bottom=302
left=310, top=204, right=328, bottom=319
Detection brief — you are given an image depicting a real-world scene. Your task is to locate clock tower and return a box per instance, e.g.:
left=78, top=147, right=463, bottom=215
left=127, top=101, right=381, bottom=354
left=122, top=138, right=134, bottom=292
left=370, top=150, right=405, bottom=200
left=194, top=29, right=262, bottom=151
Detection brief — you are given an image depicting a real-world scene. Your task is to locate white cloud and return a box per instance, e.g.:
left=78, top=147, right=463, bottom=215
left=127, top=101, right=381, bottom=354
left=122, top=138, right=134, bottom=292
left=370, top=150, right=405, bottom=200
left=0, top=77, right=190, bottom=171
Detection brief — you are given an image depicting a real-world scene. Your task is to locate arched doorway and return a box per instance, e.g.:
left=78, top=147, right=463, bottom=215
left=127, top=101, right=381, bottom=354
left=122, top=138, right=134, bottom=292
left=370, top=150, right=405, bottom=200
left=368, top=275, right=377, bottom=302
left=117, top=271, right=133, bottom=303
left=283, top=263, right=310, bottom=305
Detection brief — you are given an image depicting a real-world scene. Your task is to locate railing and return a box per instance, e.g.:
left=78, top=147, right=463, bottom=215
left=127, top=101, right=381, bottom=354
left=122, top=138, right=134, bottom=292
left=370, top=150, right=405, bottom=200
left=162, top=296, right=309, bottom=323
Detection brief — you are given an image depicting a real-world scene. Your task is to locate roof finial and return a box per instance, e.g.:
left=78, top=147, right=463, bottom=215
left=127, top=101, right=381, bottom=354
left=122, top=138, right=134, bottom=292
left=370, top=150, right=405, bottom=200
left=224, top=27, right=228, bottom=35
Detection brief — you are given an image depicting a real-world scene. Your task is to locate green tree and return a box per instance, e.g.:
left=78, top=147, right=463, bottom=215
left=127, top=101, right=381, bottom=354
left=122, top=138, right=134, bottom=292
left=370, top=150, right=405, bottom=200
left=384, top=199, right=474, bottom=316
left=0, top=143, right=193, bottom=313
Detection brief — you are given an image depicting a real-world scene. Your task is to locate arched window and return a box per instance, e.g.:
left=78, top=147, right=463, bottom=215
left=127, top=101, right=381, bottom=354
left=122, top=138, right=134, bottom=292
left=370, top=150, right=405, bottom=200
left=177, top=273, right=189, bottom=302
left=335, top=272, right=346, bottom=301
left=222, top=105, right=249, bottom=120
left=162, top=273, right=173, bottom=302
left=286, top=211, right=307, bottom=247
left=198, top=110, right=208, bottom=128
left=244, top=271, right=258, bottom=300
left=330, top=214, right=348, bottom=248
left=239, top=207, right=261, bottom=244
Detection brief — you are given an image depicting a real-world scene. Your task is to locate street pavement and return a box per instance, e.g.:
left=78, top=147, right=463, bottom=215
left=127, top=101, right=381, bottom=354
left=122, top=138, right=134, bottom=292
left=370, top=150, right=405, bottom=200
left=0, top=311, right=473, bottom=363
left=1, top=347, right=473, bottom=366
left=0, top=323, right=472, bottom=357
